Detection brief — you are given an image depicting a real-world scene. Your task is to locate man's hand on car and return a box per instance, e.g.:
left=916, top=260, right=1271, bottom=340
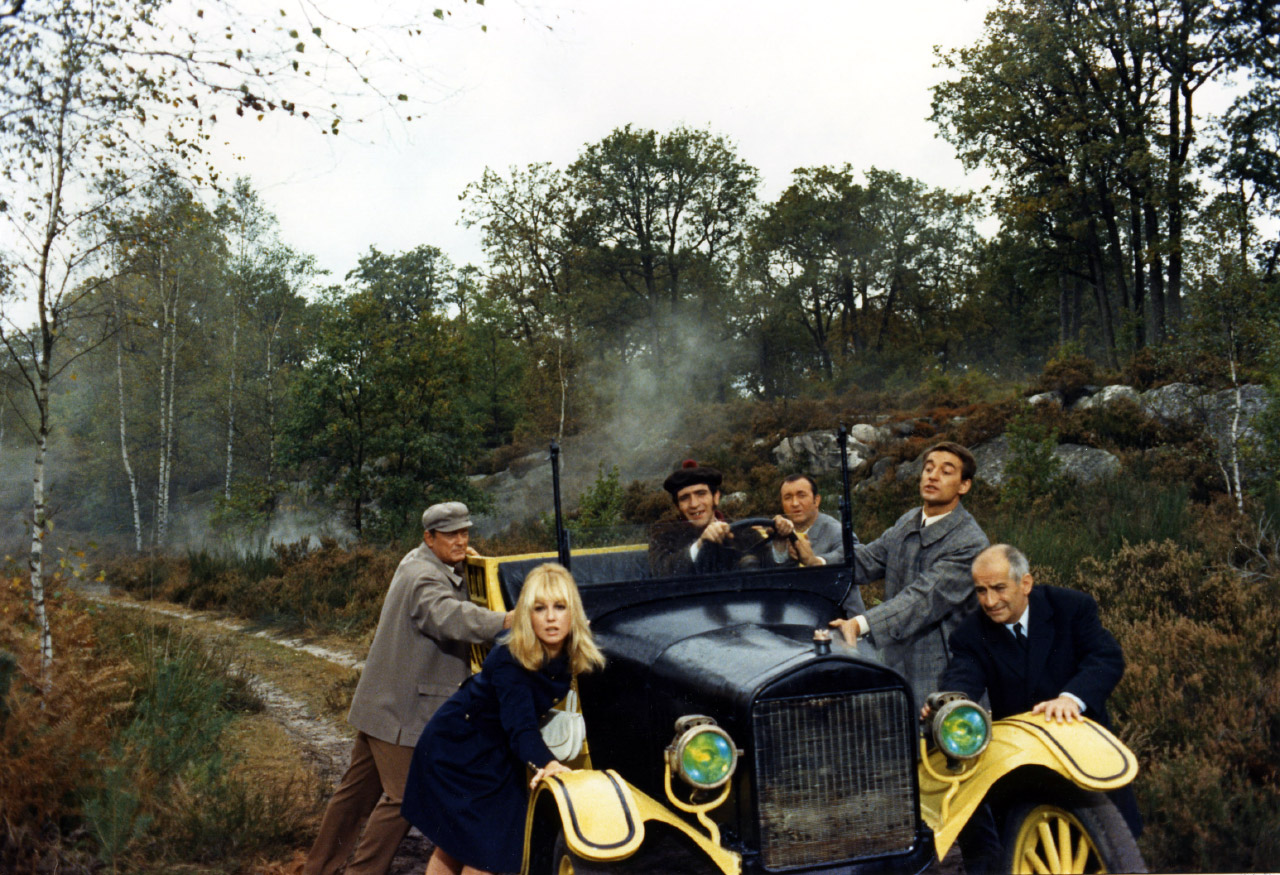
left=1032, top=696, right=1082, bottom=723
left=829, top=616, right=861, bottom=646
left=699, top=520, right=731, bottom=544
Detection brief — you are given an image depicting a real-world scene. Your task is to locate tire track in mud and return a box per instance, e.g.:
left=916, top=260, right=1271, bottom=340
left=86, top=591, right=437, bottom=874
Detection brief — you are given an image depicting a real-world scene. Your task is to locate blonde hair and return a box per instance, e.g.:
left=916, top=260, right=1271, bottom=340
left=506, top=563, right=605, bottom=676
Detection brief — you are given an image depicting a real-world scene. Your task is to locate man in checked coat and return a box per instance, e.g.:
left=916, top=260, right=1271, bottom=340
left=829, top=441, right=989, bottom=711
left=304, top=502, right=511, bottom=875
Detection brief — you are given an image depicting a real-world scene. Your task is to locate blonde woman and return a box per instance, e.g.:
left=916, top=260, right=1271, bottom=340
left=402, top=563, right=605, bottom=875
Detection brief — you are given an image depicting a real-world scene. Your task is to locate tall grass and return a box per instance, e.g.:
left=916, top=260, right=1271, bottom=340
left=984, top=473, right=1195, bottom=579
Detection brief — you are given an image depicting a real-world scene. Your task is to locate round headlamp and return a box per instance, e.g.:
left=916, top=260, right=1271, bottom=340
left=666, top=715, right=740, bottom=790
left=927, top=692, right=991, bottom=761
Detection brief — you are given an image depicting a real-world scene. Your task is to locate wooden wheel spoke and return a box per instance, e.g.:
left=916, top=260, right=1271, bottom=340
left=1056, top=816, right=1074, bottom=872
left=1025, top=846, right=1052, bottom=875
left=1038, top=819, right=1062, bottom=872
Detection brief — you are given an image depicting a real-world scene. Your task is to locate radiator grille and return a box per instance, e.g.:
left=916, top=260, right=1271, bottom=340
left=752, top=689, right=917, bottom=870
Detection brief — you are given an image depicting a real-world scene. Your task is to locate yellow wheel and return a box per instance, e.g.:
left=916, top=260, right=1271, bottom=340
left=1009, top=805, right=1099, bottom=873
left=1001, top=794, right=1146, bottom=874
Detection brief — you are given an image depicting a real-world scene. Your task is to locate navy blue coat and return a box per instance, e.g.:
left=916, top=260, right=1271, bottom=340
left=402, top=643, right=571, bottom=873
left=940, top=585, right=1124, bottom=727
left=940, top=585, right=1141, bottom=836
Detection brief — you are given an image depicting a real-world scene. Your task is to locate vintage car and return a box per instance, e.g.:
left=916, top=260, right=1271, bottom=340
left=461, top=436, right=1145, bottom=874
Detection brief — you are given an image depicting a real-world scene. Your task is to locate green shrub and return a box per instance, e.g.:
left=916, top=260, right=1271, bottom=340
left=568, top=464, right=626, bottom=546
left=81, top=630, right=238, bottom=867
left=999, top=410, right=1067, bottom=510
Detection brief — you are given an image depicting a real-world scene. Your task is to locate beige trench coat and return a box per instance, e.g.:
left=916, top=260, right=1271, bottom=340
left=347, top=543, right=506, bottom=747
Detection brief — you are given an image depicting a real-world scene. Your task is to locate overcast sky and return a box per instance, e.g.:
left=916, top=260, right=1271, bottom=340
left=199, top=0, right=998, bottom=285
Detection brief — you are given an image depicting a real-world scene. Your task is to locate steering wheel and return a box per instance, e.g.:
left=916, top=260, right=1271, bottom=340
left=726, top=517, right=784, bottom=558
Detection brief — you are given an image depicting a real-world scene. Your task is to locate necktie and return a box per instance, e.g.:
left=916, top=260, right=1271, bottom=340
left=1013, top=624, right=1028, bottom=652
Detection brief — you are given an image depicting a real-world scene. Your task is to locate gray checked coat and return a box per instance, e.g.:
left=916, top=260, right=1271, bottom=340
left=347, top=543, right=507, bottom=748
left=847, top=504, right=989, bottom=710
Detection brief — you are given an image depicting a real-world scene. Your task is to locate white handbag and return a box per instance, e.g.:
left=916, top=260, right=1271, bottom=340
left=539, top=685, right=586, bottom=762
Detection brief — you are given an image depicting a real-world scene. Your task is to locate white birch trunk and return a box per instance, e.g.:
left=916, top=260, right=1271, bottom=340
left=30, top=370, right=53, bottom=689
left=224, top=302, right=239, bottom=500
left=155, top=260, right=175, bottom=545
left=265, top=314, right=282, bottom=488
left=27, top=85, right=69, bottom=689
left=115, top=300, right=143, bottom=552
left=1227, top=334, right=1244, bottom=515
left=158, top=277, right=179, bottom=544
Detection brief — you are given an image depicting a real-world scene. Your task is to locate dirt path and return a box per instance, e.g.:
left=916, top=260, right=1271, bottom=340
left=88, top=590, right=965, bottom=875
left=87, top=591, right=436, bottom=874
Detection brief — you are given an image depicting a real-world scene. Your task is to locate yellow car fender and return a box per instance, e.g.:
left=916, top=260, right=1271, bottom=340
left=918, top=713, right=1139, bottom=858
left=523, top=769, right=742, bottom=875
left=527, top=769, right=645, bottom=864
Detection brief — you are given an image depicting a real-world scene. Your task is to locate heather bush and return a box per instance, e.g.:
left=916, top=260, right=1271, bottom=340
left=1072, top=542, right=1280, bottom=872
left=257, top=539, right=397, bottom=633
left=1030, top=345, right=1102, bottom=404
left=102, top=539, right=401, bottom=636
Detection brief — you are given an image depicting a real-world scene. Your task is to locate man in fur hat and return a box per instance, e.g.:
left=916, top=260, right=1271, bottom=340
left=648, top=460, right=739, bottom=576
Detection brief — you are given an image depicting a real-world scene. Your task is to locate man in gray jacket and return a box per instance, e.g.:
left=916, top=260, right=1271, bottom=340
left=770, top=473, right=845, bottom=567
left=304, top=502, right=511, bottom=875
left=829, top=441, right=989, bottom=710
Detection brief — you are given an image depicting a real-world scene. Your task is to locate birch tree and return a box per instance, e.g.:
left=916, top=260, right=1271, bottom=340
left=212, top=178, right=313, bottom=534
left=0, top=0, right=457, bottom=683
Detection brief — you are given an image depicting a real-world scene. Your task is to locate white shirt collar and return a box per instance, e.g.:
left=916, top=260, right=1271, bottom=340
left=921, top=508, right=953, bottom=527
left=1005, top=605, right=1030, bottom=636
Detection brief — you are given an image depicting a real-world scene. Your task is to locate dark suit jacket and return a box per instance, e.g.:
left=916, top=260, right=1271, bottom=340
left=940, top=585, right=1124, bottom=727
left=648, top=519, right=737, bottom=577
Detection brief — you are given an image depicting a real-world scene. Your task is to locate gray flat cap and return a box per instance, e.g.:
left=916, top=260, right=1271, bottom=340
left=422, top=501, right=472, bottom=533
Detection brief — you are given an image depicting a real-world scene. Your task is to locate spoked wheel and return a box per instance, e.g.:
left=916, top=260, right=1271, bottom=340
left=1000, top=793, right=1146, bottom=874
left=552, top=831, right=609, bottom=875
left=549, top=827, right=709, bottom=875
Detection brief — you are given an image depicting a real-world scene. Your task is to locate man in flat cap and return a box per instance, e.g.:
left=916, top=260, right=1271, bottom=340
left=304, top=502, right=512, bottom=875
left=648, top=460, right=739, bottom=576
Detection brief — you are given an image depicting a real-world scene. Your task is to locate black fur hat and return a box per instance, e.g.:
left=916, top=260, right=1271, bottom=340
left=662, top=459, right=723, bottom=500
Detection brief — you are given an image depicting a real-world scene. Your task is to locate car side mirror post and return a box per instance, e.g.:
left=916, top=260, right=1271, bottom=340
left=837, top=425, right=855, bottom=568
left=550, top=441, right=571, bottom=571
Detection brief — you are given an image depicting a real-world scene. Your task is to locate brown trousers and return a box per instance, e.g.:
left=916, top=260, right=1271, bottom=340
left=303, top=732, right=415, bottom=875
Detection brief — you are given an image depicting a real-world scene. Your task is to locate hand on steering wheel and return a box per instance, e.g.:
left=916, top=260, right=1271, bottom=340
left=725, top=517, right=781, bottom=557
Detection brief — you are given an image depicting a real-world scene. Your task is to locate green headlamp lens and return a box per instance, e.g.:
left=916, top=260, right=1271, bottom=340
left=938, top=704, right=990, bottom=758
left=681, top=729, right=735, bottom=787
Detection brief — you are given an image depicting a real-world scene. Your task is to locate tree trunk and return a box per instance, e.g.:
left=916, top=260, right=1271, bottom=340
left=1128, top=201, right=1147, bottom=349
left=265, top=314, right=282, bottom=490
left=1165, top=78, right=1192, bottom=329
left=1086, top=226, right=1118, bottom=368
left=1100, top=188, right=1130, bottom=314
left=30, top=366, right=53, bottom=689
left=1143, top=201, right=1167, bottom=344
left=115, top=301, right=143, bottom=552
left=1058, top=269, right=1071, bottom=345
left=155, top=266, right=179, bottom=546
left=224, top=300, right=239, bottom=500
left=556, top=339, right=567, bottom=441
